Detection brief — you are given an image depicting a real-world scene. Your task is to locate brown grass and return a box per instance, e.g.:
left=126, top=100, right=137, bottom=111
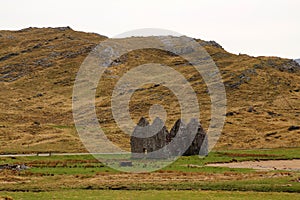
left=0, top=27, right=299, bottom=153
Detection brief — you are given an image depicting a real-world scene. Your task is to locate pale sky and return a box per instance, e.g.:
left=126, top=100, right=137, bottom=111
left=1, top=0, right=299, bottom=59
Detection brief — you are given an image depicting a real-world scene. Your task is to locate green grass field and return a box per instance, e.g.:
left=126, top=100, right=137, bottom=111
left=1, top=190, right=300, bottom=200
left=0, top=148, right=299, bottom=199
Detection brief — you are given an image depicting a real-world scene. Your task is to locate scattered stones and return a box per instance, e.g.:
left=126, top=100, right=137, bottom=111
left=119, top=161, right=133, bottom=167
left=225, top=68, right=257, bottom=89
left=33, top=121, right=40, bottom=126
left=243, top=68, right=257, bottom=75
left=247, top=106, right=255, bottom=112
left=55, top=26, right=72, bottom=31
left=32, top=43, right=42, bottom=49
left=267, top=111, right=281, bottom=117
left=173, top=46, right=195, bottom=55
left=48, top=51, right=61, bottom=58
left=5, top=35, right=15, bottom=40
left=172, top=60, right=190, bottom=66
left=253, top=63, right=263, bottom=69
left=280, top=60, right=300, bottom=73
left=265, top=132, right=278, bottom=137
left=0, top=52, right=19, bottom=62
left=63, top=46, right=94, bottom=58
left=110, top=54, right=128, bottom=67
left=225, top=82, right=241, bottom=89
left=200, top=40, right=223, bottom=49
left=226, top=111, right=235, bottom=116
left=20, top=48, right=32, bottom=53
left=33, top=58, right=53, bottom=67
left=34, top=93, right=43, bottom=98
left=0, top=30, right=98, bottom=82
left=19, top=27, right=72, bottom=32
left=259, top=59, right=300, bottom=73
left=288, top=126, right=300, bottom=131
left=0, top=164, right=29, bottom=171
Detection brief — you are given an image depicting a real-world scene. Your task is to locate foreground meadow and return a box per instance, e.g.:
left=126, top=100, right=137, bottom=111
left=0, top=148, right=299, bottom=199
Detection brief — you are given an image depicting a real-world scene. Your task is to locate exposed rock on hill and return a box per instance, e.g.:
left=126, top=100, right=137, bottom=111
left=0, top=27, right=299, bottom=153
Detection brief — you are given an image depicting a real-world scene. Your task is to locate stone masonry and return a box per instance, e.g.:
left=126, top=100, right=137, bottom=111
left=131, top=117, right=208, bottom=159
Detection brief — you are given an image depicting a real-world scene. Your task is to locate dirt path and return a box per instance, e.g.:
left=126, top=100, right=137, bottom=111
left=0, top=152, right=128, bottom=157
left=206, top=159, right=300, bottom=171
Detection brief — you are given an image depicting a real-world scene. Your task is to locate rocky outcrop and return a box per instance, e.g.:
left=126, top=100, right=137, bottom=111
left=200, top=40, right=223, bottom=49
left=0, top=164, right=29, bottom=171
left=0, top=27, right=106, bottom=82
left=254, top=59, right=300, bottom=73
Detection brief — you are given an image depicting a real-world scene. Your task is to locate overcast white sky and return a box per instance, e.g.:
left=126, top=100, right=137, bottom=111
left=1, top=0, right=299, bottom=59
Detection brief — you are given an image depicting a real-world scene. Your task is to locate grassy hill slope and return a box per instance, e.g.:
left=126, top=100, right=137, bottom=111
left=0, top=27, right=299, bottom=153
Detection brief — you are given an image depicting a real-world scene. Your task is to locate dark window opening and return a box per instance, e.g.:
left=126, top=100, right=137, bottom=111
left=143, top=148, right=147, bottom=154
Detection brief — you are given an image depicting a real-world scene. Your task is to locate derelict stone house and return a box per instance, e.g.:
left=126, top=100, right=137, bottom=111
left=130, top=117, right=208, bottom=159
left=130, top=117, right=168, bottom=159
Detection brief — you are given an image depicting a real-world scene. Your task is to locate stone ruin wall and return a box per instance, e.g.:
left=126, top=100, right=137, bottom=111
left=130, top=117, right=208, bottom=159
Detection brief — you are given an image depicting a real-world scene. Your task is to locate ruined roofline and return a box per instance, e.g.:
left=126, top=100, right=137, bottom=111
left=137, top=117, right=149, bottom=126
left=131, top=117, right=208, bottom=158
left=136, top=117, right=204, bottom=133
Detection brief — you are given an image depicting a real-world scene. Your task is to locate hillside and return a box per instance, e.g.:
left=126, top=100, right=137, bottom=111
left=0, top=27, right=299, bottom=153
left=295, top=59, right=300, bottom=64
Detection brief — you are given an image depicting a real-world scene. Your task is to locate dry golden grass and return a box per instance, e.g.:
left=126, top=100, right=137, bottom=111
left=0, top=168, right=293, bottom=191
left=0, top=27, right=299, bottom=153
